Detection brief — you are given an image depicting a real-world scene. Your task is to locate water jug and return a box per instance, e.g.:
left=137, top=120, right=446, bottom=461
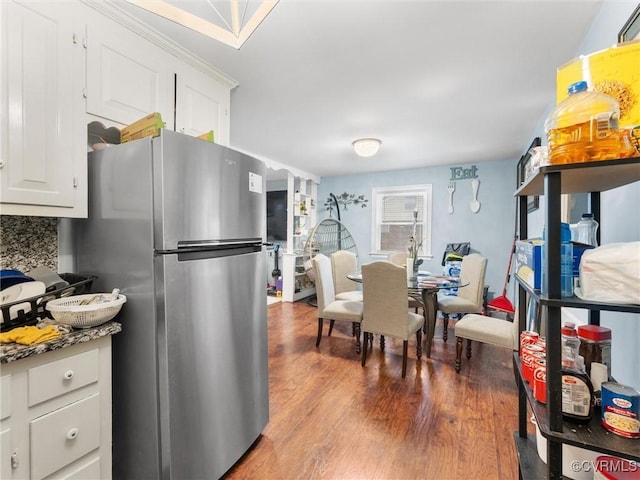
left=545, top=81, right=621, bottom=164
left=572, top=213, right=599, bottom=247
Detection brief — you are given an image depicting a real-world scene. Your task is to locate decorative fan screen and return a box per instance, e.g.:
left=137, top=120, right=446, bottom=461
left=303, top=219, right=358, bottom=281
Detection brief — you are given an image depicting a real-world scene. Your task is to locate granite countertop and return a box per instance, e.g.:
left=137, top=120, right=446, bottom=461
left=0, top=320, right=122, bottom=364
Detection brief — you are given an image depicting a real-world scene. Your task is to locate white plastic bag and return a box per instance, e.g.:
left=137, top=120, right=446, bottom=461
left=575, top=242, right=640, bottom=304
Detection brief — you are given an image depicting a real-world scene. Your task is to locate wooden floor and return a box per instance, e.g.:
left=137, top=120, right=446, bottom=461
left=223, top=300, right=523, bottom=480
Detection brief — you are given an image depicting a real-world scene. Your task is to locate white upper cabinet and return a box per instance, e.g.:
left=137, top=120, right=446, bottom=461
left=1, top=1, right=235, bottom=218
left=175, top=65, right=231, bottom=146
left=0, top=0, right=87, bottom=217
left=85, top=8, right=174, bottom=128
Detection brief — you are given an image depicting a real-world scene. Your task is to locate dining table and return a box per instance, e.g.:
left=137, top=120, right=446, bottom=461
left=347, top=272, right=466, bottom=358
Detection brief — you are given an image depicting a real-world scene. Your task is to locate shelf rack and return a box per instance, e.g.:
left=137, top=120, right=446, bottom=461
left=513, top=157, right=640, bottom=479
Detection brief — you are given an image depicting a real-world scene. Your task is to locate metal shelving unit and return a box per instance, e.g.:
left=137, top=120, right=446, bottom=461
left=513, top=157, right=640, bottom=479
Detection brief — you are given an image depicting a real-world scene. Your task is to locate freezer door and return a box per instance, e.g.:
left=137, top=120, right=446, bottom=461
left=153, top=130, right=265, bottom=251
left=156, top=249, right=269, bottom=479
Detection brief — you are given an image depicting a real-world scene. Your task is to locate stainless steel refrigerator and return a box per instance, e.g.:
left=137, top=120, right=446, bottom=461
left=74, top=130, right=269, bottom=479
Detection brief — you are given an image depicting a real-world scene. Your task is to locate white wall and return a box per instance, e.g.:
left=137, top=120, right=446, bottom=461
left=318, top=157, right=518, bottom=302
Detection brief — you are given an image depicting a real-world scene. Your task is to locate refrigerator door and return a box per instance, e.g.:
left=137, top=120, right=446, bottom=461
left=153, top=130, right=265, bottom=251
left=156, top=249, right=268, bottom=479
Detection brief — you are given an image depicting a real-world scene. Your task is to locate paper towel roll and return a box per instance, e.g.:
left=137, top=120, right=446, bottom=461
left=590, top=362, right=608, bottom=391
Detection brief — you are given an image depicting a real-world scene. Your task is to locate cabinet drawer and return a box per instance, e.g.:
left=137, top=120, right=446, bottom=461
left=57, top=456, right=101, bottom=480
left=0, top=375, right=10, bottom=419
left=28, top=349, right=99, bottom=407
left=30, top=393, right=100, bottom=480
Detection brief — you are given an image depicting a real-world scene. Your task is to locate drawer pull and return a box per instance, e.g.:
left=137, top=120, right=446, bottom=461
left=63, top=370, right=74, bottom=380
left=66, top=428, right=79, bottom=440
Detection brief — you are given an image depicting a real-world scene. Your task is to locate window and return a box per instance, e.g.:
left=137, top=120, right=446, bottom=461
left=371, top=184, right=432, bottom=257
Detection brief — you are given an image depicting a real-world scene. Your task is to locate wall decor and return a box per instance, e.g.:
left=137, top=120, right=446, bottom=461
left=324, top=192, right=368, bottom=219
left=449, top=165, right=478, bottom=181
left=516, top=137, right=541, bottom=213
left=618, top=4, right=640, bottom=42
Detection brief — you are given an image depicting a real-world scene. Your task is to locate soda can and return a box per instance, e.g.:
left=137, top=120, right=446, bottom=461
left=520, top=331, right=539, bottom=360
left=533, top=358, right=547, bottom=404
left=522, top=344, right=544, bottom=386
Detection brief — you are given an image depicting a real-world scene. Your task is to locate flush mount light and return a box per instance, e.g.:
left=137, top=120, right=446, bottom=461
left=352, top=138, right=381, bottom=157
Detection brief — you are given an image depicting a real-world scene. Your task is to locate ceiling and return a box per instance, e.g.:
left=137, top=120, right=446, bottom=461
left=113, top=0, right=607, bottom=180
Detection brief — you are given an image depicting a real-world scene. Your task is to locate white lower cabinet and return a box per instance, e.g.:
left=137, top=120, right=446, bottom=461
left=0, top=337, right=113, bottom=479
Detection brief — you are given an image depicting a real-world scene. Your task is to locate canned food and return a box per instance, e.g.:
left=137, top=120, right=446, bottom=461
left=601, top=382, right=640, bottom=438
left=594, top=455, right=640, bottom=479
left=533, top=358, right=546, bottom=404
left=522, top=344, right=544, bottom=386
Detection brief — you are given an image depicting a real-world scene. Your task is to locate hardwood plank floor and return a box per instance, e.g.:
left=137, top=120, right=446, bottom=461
left=223, top=300, right=524, bottom=480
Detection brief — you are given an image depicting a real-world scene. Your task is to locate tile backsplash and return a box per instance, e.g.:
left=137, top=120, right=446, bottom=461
left=0, top=216, right=58, bottom=272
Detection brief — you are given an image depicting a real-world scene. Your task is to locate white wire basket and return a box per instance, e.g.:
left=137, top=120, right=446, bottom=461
left=45, top=293, right=127, bottom=328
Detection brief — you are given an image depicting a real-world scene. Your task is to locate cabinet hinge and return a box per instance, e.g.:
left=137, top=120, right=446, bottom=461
left=73, top=33, right=78, bottom=44
left=82, top=88, right=87, bottom=99
left=73, top=177, right=78, bottom=188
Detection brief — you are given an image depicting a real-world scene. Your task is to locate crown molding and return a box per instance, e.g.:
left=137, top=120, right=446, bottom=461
left=81, top=0, right=239, bottom=89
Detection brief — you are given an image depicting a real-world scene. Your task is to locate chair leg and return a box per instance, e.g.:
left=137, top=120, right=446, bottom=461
left=416, top=329, right=422, bottom=359
left=354, top=323, right=361, bottom=354
left=455, top=337, right=463, bottom=373
left=443, top=314, right=449, bottom=342
left=328, top=319, right=335, bottom=336
left=361, top=332, right=369, bottom=367
left=379, top=335, right=385, bottom=350
left=465, top=339, right=472, bottom=359
left=316, top=318, right=323, bottom=347
left=401, top=340, right=408, bottom=378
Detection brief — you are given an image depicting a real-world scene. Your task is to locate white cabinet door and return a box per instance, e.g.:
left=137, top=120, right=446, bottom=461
left=86, top=10, right=174, bottom=128
left=0, top=0, right=86, bottom=217
left=0, top=428, right=12, bottom=479
left=175, top=65, right=231, bottom=145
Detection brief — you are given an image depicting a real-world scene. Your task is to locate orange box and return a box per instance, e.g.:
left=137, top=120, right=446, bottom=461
left=556, top=40, right=640, bottom=128
left=120, top=112, right=165, bottom=143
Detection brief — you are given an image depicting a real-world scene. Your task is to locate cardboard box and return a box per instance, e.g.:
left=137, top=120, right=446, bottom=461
left=515, top=239, right=543, bottom=290
left=121, top=112, right=165, bottom=143
left=556, top=40, right=640, bottom=129
left=197, top=130, right=215, bottom=143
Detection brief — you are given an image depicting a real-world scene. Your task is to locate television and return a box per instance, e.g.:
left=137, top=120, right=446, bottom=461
left=267, top=190, right=287, bottom=241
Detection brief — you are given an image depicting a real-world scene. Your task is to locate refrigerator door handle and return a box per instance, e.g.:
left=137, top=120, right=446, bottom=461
left=178, top=239, right=263, bottom=250
left=157, top=239, right=264, bottom=260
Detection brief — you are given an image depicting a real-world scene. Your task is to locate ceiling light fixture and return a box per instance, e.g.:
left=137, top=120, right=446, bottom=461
left=352, top=138, right=381, bottom=157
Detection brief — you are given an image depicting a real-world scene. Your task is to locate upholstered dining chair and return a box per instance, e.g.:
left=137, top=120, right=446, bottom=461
left=312, top=253, right=364, bottom=353
left=361, top=261, right=424, bottom=378
left=453, top=307, right=520, bottom=373
left=330, top=250, right=363, bottom=302
left=386, top=251, right=422, bottom=313
left=437, top=253, right=487, bottom=342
